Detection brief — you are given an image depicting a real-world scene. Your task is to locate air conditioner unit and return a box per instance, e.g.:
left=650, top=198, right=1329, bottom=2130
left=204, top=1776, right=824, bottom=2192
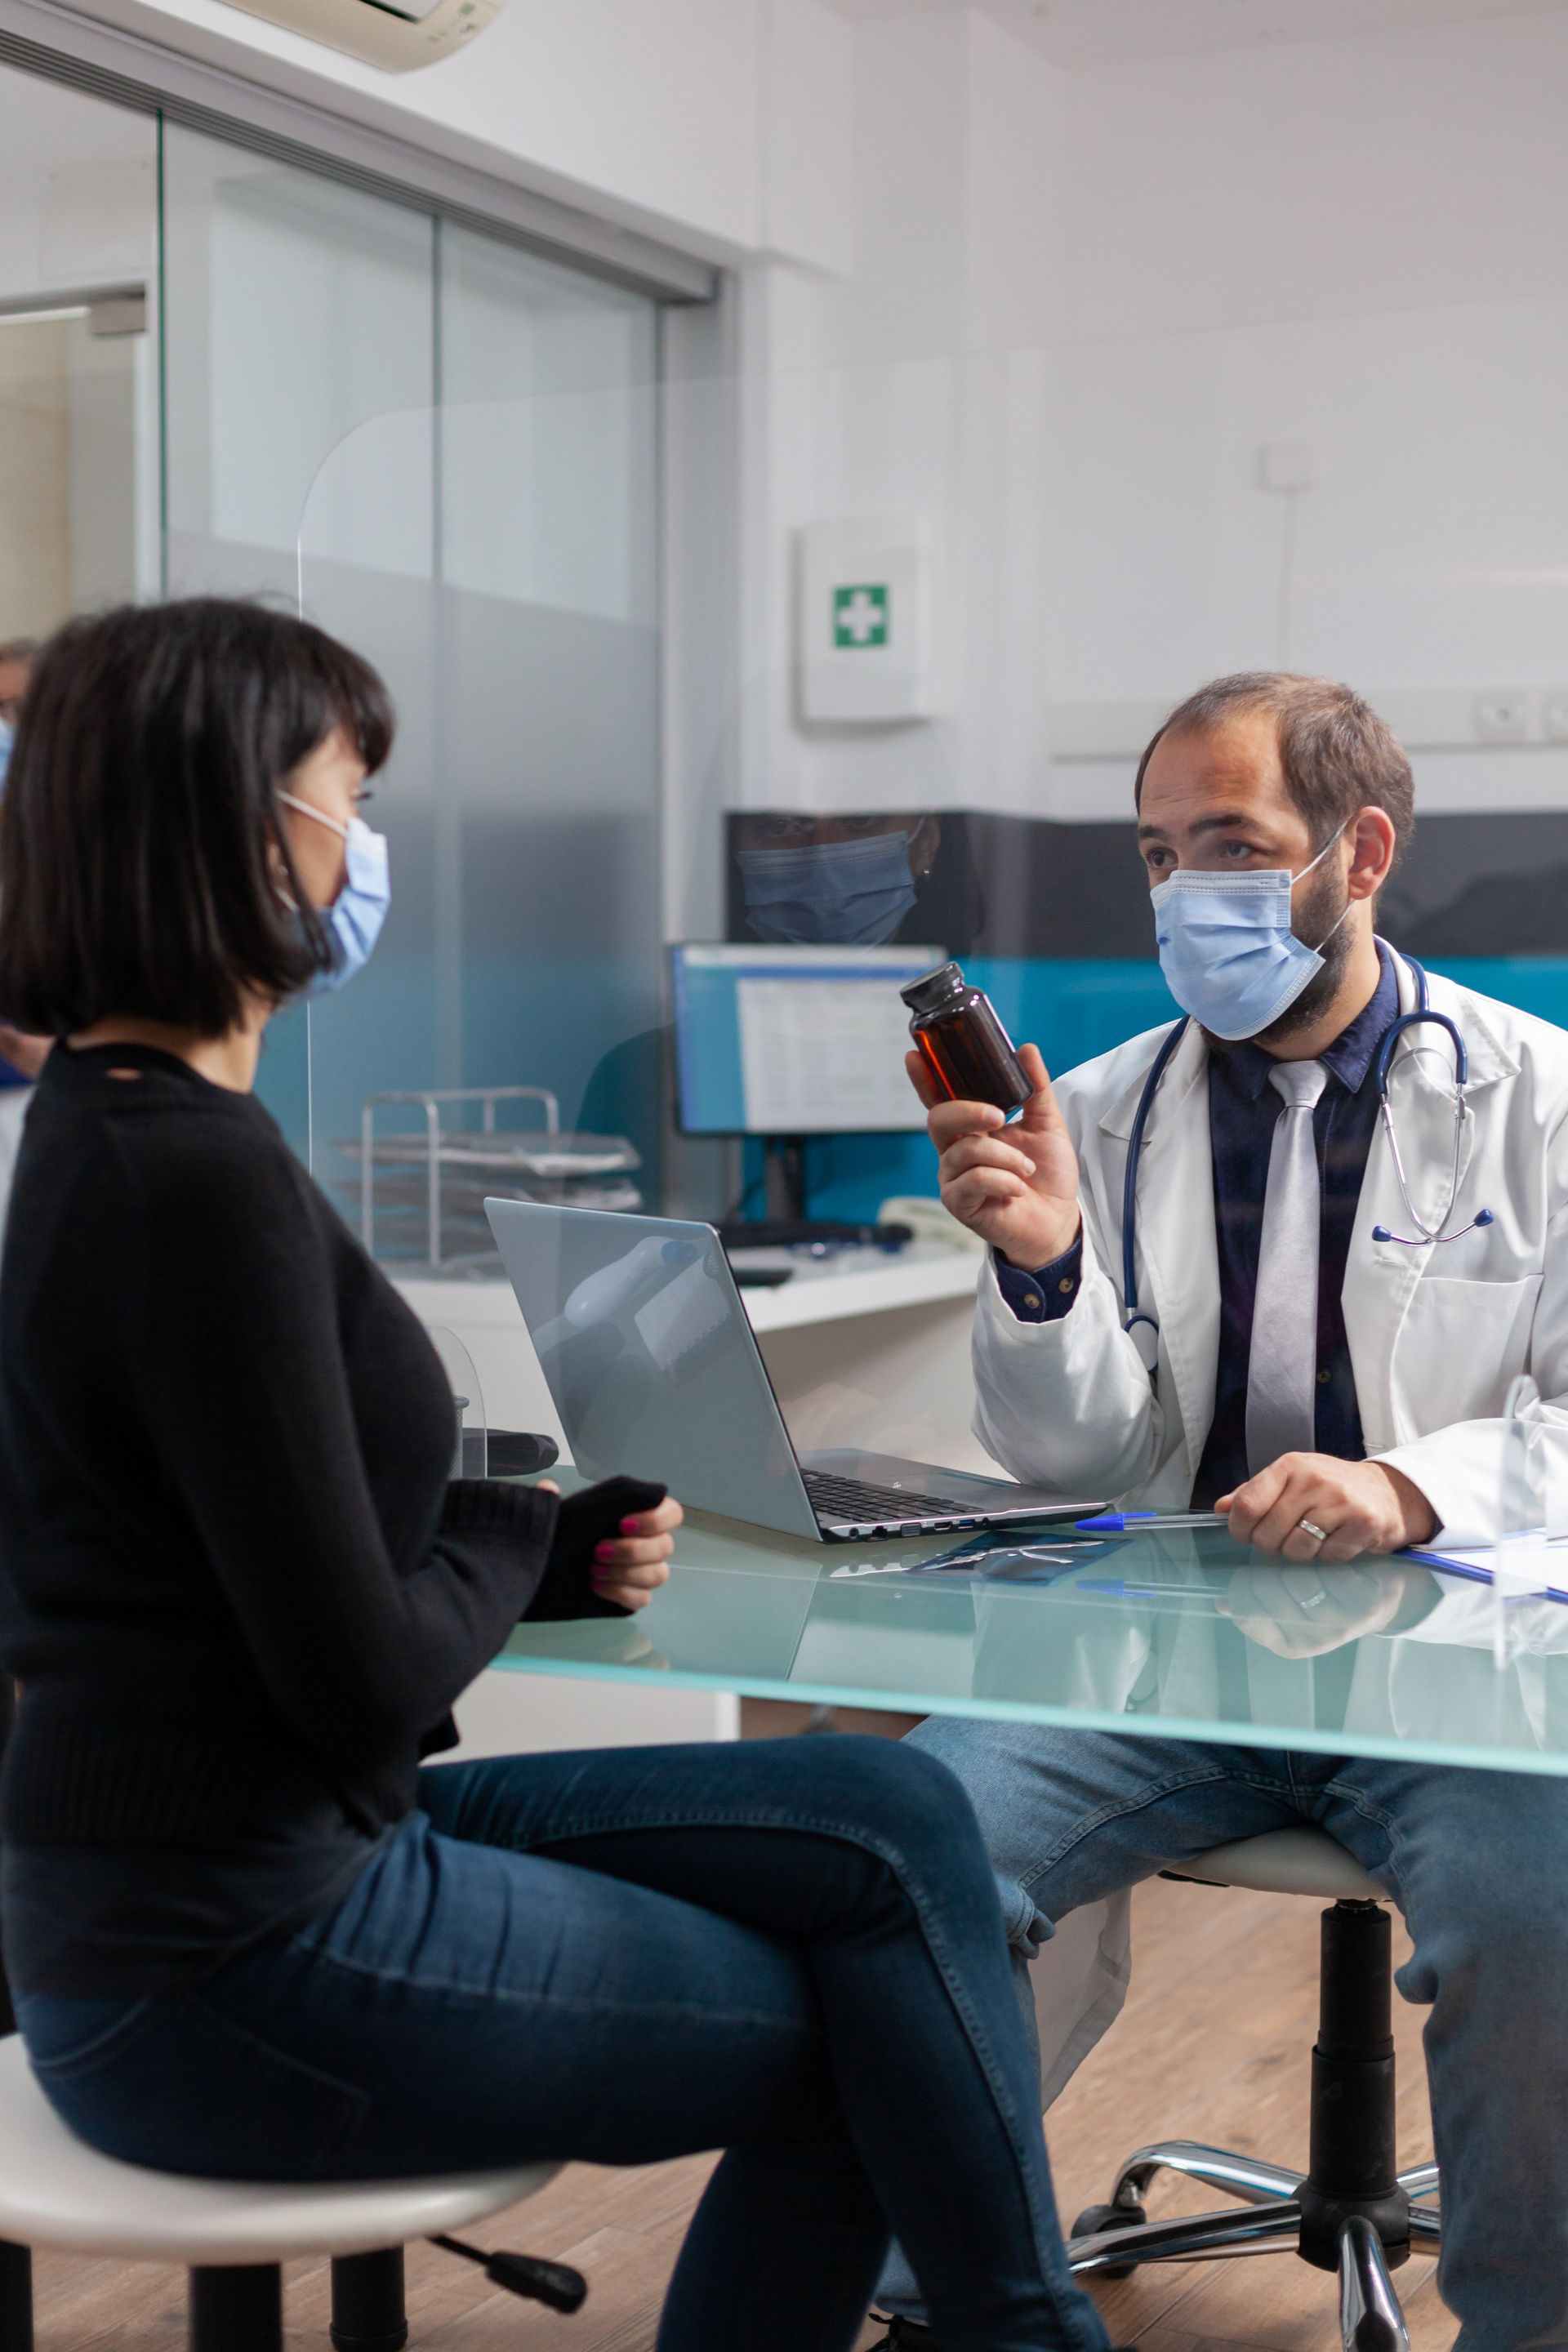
left=223, top=0, right=506, bottom=73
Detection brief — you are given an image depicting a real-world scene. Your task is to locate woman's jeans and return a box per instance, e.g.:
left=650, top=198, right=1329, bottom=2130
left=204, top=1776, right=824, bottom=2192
left=17, top=1736, right=1107, bottom=2352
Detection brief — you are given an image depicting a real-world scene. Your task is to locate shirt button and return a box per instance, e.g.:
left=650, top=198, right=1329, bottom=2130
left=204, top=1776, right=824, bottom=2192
left=1316, top=1368, right=1330, bottom=1385
left=1022, top=1293, right=1040, bottom=1310
left=1058, top=1278, right=1075, bottom=1294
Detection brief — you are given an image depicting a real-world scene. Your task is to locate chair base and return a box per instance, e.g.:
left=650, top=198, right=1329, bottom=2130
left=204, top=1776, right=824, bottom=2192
left=1066, top=1898, right=1442, bottom=2352
left=1068, top=2146, right=1440, bottom=2351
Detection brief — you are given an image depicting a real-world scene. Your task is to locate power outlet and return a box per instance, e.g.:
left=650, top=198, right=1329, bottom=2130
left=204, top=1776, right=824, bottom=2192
left=1473, top=692, right=1535, bottom=744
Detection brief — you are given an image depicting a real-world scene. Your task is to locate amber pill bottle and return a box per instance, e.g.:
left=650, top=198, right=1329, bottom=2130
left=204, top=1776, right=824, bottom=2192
left=900, top=960, right=1031, bottom=1113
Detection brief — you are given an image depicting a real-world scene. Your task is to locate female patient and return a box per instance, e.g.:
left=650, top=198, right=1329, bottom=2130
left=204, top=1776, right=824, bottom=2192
left=0, top=602, right=1110, bottom=2352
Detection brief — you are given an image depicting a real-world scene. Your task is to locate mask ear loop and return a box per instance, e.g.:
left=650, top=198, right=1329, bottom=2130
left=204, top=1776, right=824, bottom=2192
left=278, top=789, right=350, bottom=841
left=1298, top=819, right=1356, bottom=955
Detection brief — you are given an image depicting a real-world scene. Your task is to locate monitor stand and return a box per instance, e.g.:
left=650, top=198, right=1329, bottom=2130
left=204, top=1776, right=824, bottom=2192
left=718, top=1136, right=911, bottom=1252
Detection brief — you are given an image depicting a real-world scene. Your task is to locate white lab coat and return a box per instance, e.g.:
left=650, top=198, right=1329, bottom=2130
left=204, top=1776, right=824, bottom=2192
left=966, top=954, right=1568, bottom=2098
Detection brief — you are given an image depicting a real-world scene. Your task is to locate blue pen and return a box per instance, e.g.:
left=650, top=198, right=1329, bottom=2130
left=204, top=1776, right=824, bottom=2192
left=1076, top=1578, right=1224, bottom=1601
left=1076, top=1510, right=1229, bottom=1535
left=1402, top=1550, right=1568, bottom=1607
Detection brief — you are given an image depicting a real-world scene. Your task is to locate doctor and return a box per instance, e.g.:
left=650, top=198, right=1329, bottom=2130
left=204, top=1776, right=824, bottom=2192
left=874, top=673, right=1568, bottom=2352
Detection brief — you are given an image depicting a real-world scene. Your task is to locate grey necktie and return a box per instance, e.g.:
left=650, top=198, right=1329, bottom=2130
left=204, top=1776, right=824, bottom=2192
left=1245, top=1058, right=1330, bottom=1478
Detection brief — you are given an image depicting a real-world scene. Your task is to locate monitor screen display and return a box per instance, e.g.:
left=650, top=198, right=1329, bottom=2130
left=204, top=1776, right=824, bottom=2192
left=670, top=943, right=943, bottom=1136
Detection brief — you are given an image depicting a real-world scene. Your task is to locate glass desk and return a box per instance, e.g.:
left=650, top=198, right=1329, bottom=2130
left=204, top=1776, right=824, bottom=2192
left=493, top=1511, right=1568, bottom=1777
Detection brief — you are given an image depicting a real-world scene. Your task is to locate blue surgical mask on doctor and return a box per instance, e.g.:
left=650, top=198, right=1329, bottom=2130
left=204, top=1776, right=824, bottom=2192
left=277, top=790, right=390, bottom=991
left=738, top=831, right=918, bottom=946
left=1150, top=821, right=1352, bottom=1042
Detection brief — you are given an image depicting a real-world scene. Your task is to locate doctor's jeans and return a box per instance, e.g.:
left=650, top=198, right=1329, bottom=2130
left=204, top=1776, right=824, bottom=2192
left=875, top=1723, right=1568, bottom=2352
left=15, top=1736, right=1108, bottom=2352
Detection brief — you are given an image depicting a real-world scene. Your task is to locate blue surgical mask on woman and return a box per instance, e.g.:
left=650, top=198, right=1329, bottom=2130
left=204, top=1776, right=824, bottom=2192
left=738, top=831, right=918, bottom=946
left=1150, top=822, right=1350, bottom=1041
left=277, top=791, right=390, bottom=991
left=0, top=718, right=13, bottom=795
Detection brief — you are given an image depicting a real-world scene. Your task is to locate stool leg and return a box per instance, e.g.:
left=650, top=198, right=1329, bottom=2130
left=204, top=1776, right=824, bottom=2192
left=0, top=2242, right=32, bottom=2352
left=331, top=2250, right=408, bottom=2352
left=189, top=2264, right=283, bottom=2352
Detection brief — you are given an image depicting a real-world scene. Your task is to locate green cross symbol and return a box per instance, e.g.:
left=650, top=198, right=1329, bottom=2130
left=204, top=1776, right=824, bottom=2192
left=833, top=583, right=889, bottom=649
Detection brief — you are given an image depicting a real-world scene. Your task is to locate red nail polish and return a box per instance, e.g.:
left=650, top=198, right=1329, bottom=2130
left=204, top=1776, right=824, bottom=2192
left=594, top=1541, right=615, bottom=1561
left=620, top=1516, right=640, bottom=1535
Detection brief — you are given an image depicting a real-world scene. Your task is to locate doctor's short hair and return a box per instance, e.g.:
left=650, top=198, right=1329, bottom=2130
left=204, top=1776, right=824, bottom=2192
left=1133, top=672, right=1415, bottom=866
left=0, top=599, right=394, bottom=1039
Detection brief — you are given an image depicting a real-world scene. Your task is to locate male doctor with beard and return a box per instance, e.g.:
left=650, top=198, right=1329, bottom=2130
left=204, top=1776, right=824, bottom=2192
left=871, top=672, right=1568, bottom=2352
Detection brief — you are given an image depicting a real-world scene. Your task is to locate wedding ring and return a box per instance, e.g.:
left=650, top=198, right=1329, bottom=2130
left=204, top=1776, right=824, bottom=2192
left=1297, top=1518, right=1329, bottom=1545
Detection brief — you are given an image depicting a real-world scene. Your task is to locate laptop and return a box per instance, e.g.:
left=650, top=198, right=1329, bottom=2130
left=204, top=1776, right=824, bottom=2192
left=485, top=1200, right=1099, bottom=1544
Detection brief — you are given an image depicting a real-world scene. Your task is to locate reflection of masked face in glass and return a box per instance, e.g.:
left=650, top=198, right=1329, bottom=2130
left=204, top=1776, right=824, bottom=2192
left=738, top=831, right=918, bottom=946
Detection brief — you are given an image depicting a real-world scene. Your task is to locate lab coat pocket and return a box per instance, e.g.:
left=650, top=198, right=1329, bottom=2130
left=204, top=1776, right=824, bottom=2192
left=1396, top=1273, right=1543, bottom=1427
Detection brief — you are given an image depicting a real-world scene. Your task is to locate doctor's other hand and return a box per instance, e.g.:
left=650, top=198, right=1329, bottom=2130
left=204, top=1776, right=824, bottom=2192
left=590, top=1494, right=682, bottom=1612
left=906, top=1041, right=1080, bottom=1270
left=1214, top=1454, right=1437, bottom=1566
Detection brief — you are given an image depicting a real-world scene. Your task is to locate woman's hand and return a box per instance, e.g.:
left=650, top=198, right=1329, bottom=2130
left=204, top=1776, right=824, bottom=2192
left=589, top=1495, right=683, bottom=1612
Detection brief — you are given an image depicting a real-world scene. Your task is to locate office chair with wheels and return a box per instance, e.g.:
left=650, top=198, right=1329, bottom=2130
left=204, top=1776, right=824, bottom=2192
left=1065, top=1827, right=1438, bottom=2352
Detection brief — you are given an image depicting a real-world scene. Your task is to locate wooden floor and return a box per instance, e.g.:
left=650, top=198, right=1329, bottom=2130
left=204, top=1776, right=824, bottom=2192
left=27, top=1706, right=1454, bottom=2351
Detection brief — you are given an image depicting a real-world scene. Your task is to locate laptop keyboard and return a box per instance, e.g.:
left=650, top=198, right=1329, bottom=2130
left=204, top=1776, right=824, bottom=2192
left=801, top=1469, right=982, bottom=1528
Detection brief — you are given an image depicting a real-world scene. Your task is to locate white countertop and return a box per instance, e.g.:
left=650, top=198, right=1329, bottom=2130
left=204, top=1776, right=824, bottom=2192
left=394, top=1241, right=982, bottom=1336
left=723, top=1242, right=982, bottom=1331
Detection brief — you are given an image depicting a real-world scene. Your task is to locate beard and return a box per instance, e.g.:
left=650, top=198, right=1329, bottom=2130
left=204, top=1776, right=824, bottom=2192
left=1203, top=859, right=1356, bottom=1055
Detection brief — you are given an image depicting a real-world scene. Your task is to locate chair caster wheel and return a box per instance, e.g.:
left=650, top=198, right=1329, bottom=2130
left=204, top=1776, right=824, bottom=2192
left=1071, top=2201, right=1148, bottom=2280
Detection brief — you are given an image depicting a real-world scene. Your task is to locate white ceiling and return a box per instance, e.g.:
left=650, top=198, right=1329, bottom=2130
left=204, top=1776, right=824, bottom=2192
left=822, top=0, right=1568, bottom=69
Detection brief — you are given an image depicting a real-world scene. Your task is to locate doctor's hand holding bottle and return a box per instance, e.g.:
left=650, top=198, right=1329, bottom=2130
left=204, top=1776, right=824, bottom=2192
left=905, top=1040, right=1080, bottom=1272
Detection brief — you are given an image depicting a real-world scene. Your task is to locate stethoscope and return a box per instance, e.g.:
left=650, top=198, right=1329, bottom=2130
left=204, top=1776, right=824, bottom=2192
left=1121, top=951, right=1494, bottom=1372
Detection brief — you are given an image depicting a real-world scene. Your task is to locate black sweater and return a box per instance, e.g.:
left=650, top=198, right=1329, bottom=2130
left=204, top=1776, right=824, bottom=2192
left=0, top=1042, right=610, bottom=1996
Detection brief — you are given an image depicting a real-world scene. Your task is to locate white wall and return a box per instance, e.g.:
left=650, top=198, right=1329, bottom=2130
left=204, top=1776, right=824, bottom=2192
left=727, top=6, right=1065, bottom=821
left=720, top=2, right=1568, bottom=827
left=1042, top=4, right=1568, bottom=822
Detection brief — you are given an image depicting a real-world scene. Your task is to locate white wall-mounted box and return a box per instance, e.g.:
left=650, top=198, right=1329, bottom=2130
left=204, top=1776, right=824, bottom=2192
left=796, top=518, right=936, bottom=726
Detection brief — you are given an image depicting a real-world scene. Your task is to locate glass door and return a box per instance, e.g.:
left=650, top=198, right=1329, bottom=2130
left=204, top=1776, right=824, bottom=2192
left=158, top=126, right=663, bottom=1222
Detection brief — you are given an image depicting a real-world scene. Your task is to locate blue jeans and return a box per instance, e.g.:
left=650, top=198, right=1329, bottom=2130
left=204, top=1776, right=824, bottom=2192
left=16, top=1736, right=1107, bottom=2352
left=875, top=1722, right=1568, bottom=2352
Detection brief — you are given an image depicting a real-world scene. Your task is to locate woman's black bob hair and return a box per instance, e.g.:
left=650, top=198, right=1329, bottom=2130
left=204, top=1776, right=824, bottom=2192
left=0, top=599, right=394, bottom=1040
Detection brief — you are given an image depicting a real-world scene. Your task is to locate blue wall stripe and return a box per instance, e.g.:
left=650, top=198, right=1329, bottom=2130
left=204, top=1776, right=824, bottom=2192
left=797, top=954, right=1568, bottom=1225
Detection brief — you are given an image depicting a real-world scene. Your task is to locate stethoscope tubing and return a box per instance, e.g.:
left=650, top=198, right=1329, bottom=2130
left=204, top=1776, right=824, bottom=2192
left=1122, top=952, right=1486, bottom=1362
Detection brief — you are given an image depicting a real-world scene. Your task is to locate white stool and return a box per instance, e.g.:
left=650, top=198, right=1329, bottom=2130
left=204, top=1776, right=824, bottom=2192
left=0, top=2035, right=566, bottom=2352
left=1066, top=1828, right=1439, bottom=2352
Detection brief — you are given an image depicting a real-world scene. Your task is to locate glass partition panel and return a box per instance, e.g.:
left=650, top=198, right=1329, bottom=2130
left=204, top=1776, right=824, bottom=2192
left=160, top=122, right=437, bottom=1154
left=299, top=363, right=662, bottom=1275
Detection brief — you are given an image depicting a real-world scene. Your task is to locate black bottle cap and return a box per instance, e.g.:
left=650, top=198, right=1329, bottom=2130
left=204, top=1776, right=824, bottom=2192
left=899, top=961, right=965, bottom=1015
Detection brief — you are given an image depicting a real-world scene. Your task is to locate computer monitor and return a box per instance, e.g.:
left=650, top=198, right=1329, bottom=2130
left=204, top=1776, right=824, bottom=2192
left=670, top=943, right=944, bottom=1136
